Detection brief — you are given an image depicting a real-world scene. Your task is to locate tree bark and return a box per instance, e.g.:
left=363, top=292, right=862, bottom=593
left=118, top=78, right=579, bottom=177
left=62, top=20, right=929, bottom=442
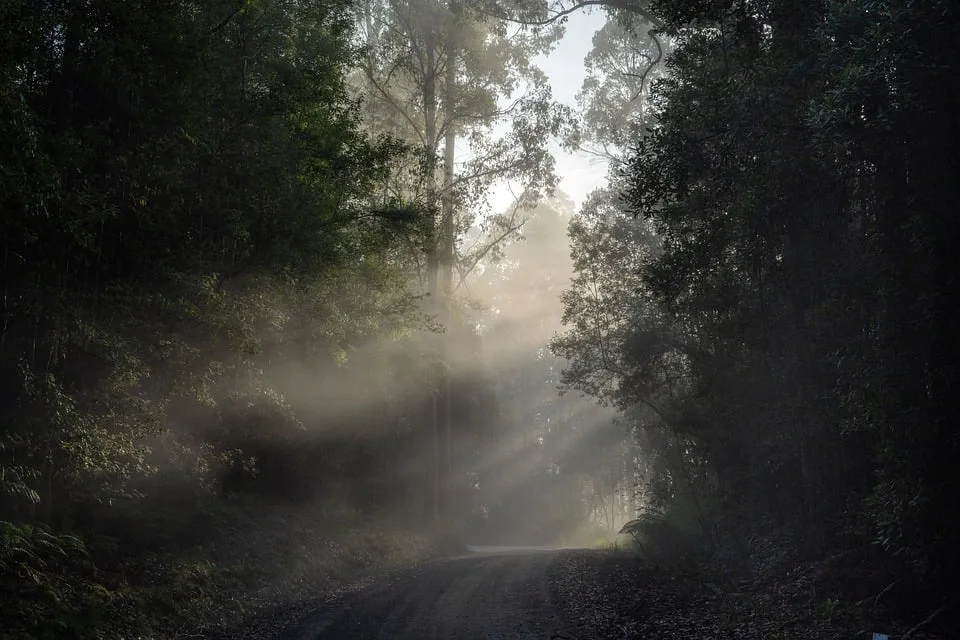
left=439, top=12, right=458, bottom=526
left=423, top=36, right=441, bottom=523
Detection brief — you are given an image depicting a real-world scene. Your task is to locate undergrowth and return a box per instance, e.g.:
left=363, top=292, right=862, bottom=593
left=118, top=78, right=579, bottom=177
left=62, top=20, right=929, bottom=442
left=0, top=502, right=438, bottom=640
left=551, top=544, right=954, bottom=640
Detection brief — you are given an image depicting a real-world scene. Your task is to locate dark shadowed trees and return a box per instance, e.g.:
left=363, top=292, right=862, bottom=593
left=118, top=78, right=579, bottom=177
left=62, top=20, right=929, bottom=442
left=0, top=0, right=437, bottom=634
left=556, top=0, right=960, bottom=607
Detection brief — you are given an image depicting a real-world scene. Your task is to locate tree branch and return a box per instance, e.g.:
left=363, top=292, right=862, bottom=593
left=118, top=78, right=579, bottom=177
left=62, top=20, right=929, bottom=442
left=361, top=64, right=427, bottom=146
left=455, top=195, right=529, bottom=290
left=207, top=6, right=243, bottom=35
left=630, top=28, right=663, bottom=103
left=481, top=0, right=664, bottom=30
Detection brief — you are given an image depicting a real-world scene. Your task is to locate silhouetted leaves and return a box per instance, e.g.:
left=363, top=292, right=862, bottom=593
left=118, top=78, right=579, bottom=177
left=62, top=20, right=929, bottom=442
left=557, top=0, right=960, bottom=625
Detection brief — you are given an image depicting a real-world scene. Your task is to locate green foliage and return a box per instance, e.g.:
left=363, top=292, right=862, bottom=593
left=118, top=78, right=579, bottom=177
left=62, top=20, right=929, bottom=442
left=576, top=12, right=671, bottom=156
left=0, top=521, right=94, bottom=638
left=0, top=509, right=438, bottom=639
left=0, top=0, right=426, bottom=494
left=557, top=0, right=960, bottom=603
left=0, top=0, right=447, bottom=633
left=355, top=0, right=577, bottom=280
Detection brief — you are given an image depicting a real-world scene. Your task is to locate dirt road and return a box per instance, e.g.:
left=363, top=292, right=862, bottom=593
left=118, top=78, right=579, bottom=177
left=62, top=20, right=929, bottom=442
left=282, top=546, right=578, bottom=640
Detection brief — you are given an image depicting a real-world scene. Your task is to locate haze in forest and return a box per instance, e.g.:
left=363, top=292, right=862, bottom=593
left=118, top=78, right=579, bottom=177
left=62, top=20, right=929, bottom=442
left=4, top=0, right=958, bottom=637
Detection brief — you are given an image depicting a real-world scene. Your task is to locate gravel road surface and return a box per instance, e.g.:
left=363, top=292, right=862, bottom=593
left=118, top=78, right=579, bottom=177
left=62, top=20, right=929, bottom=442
left=282, top=546, right=578, bottom=640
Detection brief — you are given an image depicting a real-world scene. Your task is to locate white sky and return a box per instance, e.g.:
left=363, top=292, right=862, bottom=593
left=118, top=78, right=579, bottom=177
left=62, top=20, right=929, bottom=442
left=489, top=9, right=611, bottom=214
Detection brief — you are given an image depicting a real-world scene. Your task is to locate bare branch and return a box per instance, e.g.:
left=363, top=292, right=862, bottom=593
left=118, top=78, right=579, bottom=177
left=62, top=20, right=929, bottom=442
left=455, top=187, right=532, bottom=290
left=361, top=64, right=428, bottom=145
left=480, top=0, right=664, bottom=30
left=207, top=5, right=243, bottom=35
left=450, top=156, right=529, bottom=191
left=629, top=28, right=663, bottom=103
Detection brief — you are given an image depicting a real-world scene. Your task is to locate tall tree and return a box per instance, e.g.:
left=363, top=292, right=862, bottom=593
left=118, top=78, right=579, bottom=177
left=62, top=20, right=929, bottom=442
left=576, top=11, right=669, bottom=161
left=354, top=0, right=575, bottom=520
left=555, top=0, right=960, bottom=599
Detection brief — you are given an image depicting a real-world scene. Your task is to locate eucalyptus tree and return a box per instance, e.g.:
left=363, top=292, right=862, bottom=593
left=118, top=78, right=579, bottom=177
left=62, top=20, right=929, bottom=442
left=577, top=13, right=670, bottom=161
left=353, top=0, right=576, bottom=520
left=355, top=0, right=573, bottom=291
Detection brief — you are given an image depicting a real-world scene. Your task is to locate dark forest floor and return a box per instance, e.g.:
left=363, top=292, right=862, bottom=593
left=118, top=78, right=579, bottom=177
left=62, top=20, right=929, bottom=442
left=549, top=550, right=954, bottom=640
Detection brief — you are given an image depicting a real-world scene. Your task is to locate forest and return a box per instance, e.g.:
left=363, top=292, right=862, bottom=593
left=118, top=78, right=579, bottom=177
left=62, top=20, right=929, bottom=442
left=1, top=0, right=957, bottom=638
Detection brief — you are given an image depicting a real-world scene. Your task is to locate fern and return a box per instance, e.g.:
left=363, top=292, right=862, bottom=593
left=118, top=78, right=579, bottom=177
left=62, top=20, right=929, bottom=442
left=0, top=440, right=41, bottom=504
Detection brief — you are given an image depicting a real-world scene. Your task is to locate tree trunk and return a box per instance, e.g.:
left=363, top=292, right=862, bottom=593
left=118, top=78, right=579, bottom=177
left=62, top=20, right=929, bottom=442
left=423, top=37, right=441, bottom=523
left=439, top=24, right=457, bottom=527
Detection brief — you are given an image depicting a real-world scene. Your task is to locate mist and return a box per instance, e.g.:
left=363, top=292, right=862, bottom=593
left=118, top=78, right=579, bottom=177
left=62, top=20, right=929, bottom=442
left=4, top=0, right=957, bottom=637
left=182, top=193, right=634, bottom=548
